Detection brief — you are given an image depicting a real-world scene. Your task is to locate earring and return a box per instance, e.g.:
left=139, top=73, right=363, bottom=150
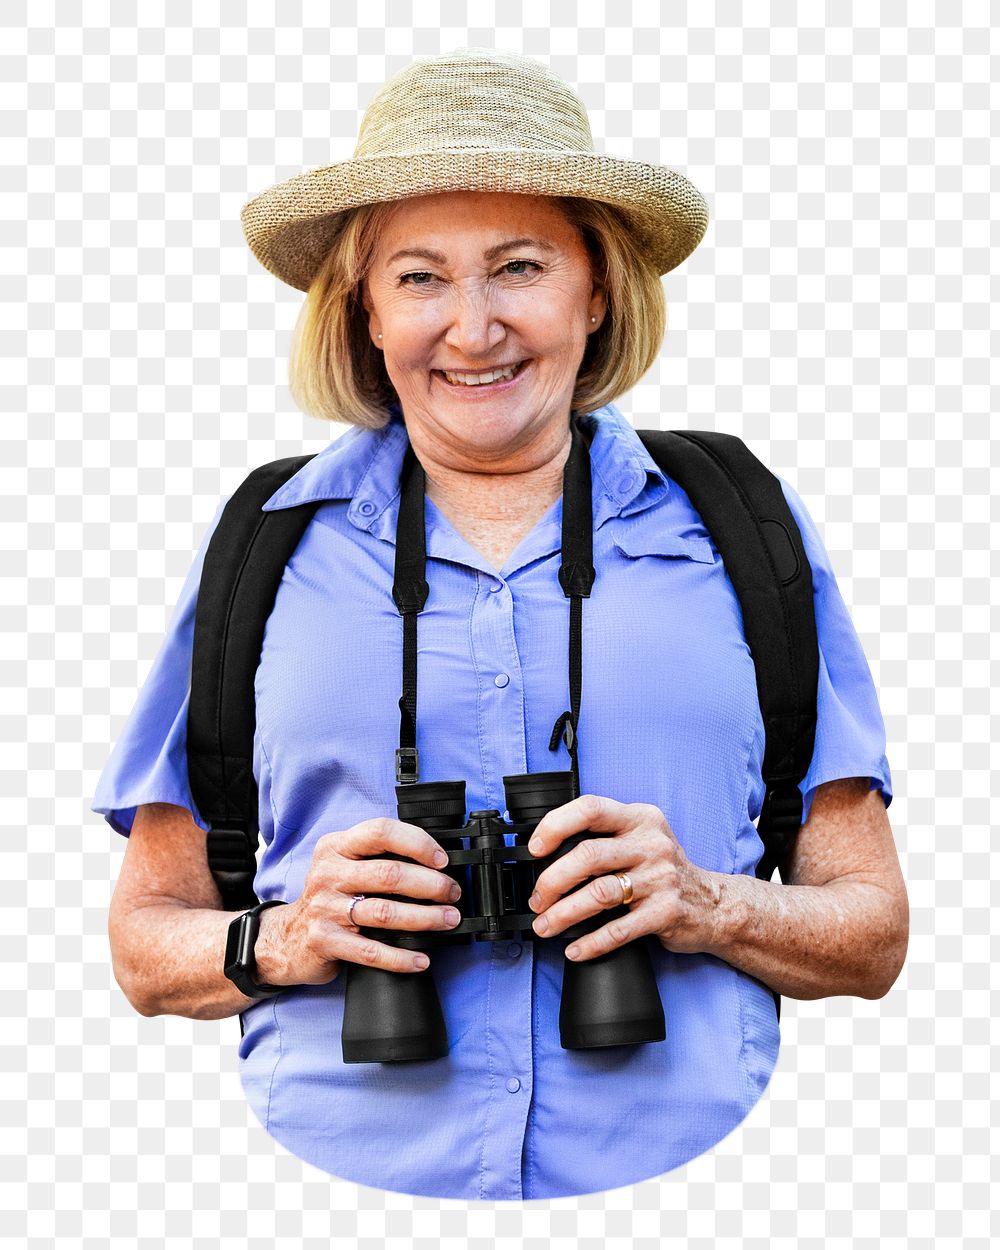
left=377, top=333, right=382, bottom=339
left=590, top=317, right=596, bottom=322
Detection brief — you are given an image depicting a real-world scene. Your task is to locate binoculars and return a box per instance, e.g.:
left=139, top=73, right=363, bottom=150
left=341, top=769, right=666, bottom=1063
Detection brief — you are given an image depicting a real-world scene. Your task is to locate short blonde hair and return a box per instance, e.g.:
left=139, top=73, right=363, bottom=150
left=287, top=194, right=667, bottom=430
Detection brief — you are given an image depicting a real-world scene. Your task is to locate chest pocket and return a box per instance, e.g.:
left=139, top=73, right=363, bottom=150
left=612, top=526, right=716, bottom=565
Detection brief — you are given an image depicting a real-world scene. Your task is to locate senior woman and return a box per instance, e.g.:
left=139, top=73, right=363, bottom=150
left=92, top=49, right=908, bottom=1201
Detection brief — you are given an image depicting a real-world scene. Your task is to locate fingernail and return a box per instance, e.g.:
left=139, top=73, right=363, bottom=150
left=413, top=954, right=429, bottom=968
left=449, top=882, right=462, bottom=901
left=533, top=914, right=549, bottom=934
left=443, top=908, right=460, bottom=925
left=565, top=945, right=580, bottom=959
left=433, top=850, right=449, bottom=866
left=528, top=892, right=541, bottom=910
left=528, top=839, right=542, bottom=854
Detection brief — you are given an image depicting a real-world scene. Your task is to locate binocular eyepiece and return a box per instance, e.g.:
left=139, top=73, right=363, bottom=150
left=341, top=770, right=666, bottom=1063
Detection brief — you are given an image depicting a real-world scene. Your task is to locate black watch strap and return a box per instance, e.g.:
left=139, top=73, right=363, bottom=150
left=223, top=899, right=288, bottom=1001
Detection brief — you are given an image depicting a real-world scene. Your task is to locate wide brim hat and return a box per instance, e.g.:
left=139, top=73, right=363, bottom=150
left=241, top=47, right=710, bottom=293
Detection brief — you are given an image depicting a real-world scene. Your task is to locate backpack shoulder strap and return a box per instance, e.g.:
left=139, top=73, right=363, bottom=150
left=188, top=454, right=320, bottom=911
left=636, top=429, right=819, bottom=882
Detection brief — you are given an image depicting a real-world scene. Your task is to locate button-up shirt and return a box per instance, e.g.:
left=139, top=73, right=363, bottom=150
left=92, top=401, right=892, bottom=1200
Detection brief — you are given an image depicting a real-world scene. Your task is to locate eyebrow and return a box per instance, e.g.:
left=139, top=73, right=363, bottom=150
left=385, top=237, right=558, bottom=267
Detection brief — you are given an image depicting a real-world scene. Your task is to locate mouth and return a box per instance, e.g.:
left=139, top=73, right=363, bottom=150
left=433, top=358, right=532, bottom=393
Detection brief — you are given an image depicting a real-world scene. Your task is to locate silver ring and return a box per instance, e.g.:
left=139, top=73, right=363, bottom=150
left=614, top=873, right=634, bottom=906
left=348, top=893, right=366, bottom=926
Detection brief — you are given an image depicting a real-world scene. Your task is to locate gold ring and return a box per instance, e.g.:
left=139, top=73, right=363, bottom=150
left=615, top=872, right=634, bottom=905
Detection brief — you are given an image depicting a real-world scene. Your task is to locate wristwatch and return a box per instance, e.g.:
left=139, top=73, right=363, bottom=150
left=223, top=899, right=288, bottom=1000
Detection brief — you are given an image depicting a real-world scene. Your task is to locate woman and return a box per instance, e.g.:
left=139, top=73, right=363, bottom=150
left=92, top=48, right=907, bottom=1200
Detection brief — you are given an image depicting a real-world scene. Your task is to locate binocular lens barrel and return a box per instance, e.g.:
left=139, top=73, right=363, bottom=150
left=505, top=769, right=666, bottom=1050
left=343, top=777, right=467, bottom=1064
left=395, top=779, right=467, bottom=829
left=503, top=770, right=575, bottom=823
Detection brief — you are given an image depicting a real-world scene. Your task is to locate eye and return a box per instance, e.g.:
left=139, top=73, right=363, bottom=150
left=397, top=259, right=543, bottom=287
left=502, top=259, right=542, bottom=276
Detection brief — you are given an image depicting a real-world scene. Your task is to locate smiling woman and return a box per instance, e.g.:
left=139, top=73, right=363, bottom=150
left=93, top=46, right=905, bottom=1202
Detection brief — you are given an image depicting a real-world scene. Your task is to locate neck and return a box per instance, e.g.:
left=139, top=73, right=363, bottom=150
left=409, top=420, right=576, bottom=523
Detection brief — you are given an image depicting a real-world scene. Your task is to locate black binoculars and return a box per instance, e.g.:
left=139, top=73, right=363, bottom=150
left=341, top=769, right=666, bottom=1063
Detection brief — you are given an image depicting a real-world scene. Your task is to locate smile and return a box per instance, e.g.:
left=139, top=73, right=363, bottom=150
left=434, top=359, right=531, bottom=391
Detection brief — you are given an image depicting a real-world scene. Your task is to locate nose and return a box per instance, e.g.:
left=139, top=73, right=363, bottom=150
left=442, top=281, right=509, bottom=360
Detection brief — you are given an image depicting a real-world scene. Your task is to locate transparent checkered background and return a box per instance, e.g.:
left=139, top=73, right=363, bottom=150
left=2, top=3, right=994, bottom=1246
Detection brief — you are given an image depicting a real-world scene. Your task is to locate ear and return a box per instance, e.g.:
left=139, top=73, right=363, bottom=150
left=587, top=281, right=608, bottom=331
left=360, top=284, right=383, bottom=349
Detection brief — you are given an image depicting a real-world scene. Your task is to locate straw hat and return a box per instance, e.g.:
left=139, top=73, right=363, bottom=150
left=240, top=47, right=709, bottom=292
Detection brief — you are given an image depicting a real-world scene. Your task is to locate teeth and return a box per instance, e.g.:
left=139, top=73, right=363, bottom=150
left=442, top=361, right=521, bottom=386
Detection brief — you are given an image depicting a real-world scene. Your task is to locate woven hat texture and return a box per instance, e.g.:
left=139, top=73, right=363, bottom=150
left=241, top=47, right=709, bottom=291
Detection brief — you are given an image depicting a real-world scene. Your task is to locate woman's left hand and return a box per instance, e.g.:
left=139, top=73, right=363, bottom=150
left=525, top=793, right=720, bottom=960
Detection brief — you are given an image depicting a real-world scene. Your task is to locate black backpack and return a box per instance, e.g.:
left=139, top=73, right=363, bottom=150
left=188, top=429, right=818, bottom=915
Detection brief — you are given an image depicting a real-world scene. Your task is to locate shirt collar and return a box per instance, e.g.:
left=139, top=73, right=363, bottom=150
left=261, top=400, right=671, bottom=525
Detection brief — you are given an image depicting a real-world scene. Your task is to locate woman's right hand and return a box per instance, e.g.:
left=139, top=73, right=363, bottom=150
left=255, top=816, right=463, bottom=987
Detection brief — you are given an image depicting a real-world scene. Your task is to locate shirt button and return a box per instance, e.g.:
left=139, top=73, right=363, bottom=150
left=358, top=500, right=376, bottom=516
left=506, top=1077, right=521, bottom=1093
left=489, top=581, right=503, bottom=593
left=494, top=673, right=509, bottom=688
left=617, top=472, right=637, bottom=494
left=506, top=942, right=522, bottom=959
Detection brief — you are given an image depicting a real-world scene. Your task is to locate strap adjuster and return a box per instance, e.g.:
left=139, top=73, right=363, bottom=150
left=759, top=781, right=803, bottom=836
left=207, top=825, right=259, bottom=911
left=396, top=746, right=420, bottom=784
left=548, top=710, right=576, bottom=753
left=207, top=826, right=253, bottom=871
left=755, top=780, right=804, bottom=881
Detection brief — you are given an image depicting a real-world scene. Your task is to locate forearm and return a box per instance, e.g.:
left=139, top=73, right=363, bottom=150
left=699, top=872, right=908, bottom=1000
left=114, top=903, right=293, bottom=1021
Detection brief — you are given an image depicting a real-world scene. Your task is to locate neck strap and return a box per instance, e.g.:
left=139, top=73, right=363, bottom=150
left=392, top=413, right=596, bottom=797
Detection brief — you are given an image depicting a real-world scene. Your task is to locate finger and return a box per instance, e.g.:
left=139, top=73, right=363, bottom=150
left=529, top=833, right=638, bottom=912
left=342, top=816, right=452, bottom=870
left=346, top=893, right=462, bottom=934
left=345, top=856, right=463, bottom=904
left=531, top=871, right=634, bottom=939
left=560, top=910, right=647, bottom=963
left=332, top=924, right=438, bottom=974
left=527, top=794, right=642, bottom=858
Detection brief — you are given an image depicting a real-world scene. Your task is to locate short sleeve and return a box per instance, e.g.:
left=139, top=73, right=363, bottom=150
left=775, top=474, right=893, bottom=824
left=90, top=497, right=229, bottom=838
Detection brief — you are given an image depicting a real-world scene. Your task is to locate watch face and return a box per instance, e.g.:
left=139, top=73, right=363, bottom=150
left=222, top=906, right=283, bottom=999
left=224, top=912, right=251, bottom=980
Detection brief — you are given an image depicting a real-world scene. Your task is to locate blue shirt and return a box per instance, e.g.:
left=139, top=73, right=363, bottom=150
left=92, top=401, right=891, bottom=1200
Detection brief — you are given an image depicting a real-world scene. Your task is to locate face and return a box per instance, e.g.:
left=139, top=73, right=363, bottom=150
left=361, top=191, right=606, bottom=471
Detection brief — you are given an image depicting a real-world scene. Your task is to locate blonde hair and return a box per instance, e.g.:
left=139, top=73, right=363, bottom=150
left=287, top=195, right=666, bottom=430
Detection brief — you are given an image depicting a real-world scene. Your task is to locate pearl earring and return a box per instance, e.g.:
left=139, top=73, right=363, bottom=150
left=377, top=333, right=382, bottom=339
left=591, top=316, right=596, bottom=322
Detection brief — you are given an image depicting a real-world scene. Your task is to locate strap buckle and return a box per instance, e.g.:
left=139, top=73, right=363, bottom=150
left=395, top=746, right=420, bottom=784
